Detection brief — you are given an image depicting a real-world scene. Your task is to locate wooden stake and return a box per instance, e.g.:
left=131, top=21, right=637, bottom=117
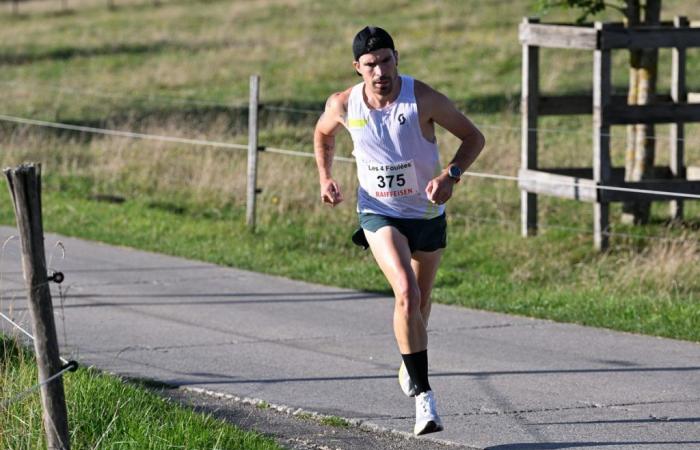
left=4, top=164, right=70, bottom=450
left=247, top=75, right=260, bottom=231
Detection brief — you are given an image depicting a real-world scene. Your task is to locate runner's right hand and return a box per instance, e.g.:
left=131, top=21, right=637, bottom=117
left=320, top=178, right=343, bottom=207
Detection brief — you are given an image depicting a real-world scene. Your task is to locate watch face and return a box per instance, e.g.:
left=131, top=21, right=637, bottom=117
left=449, top=166, right=461, bottom=179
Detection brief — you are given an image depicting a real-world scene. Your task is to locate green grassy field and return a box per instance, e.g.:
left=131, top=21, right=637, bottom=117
left=0, top=335, right=282, bottom=449
left=2, top=1, right=699, bottom=445
left=1, top=0, right=699, bottom=339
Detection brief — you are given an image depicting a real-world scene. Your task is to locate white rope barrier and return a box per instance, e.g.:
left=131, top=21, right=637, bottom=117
left=0, top=311, right=35, bottom=342
left=0, top=364, right=74, bottom=409
left=1, top=113, right=700, bottom=200
left=262, top=145, right=700, bottom=201
left=0, top=311, right=70, bottom=365
left=462, top=170, right=700, bottom=200
left=0, top=307, right=75, bottom=408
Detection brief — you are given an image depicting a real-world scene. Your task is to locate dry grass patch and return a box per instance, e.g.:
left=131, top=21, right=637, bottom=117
left=605, top=237, right=700, bottom=295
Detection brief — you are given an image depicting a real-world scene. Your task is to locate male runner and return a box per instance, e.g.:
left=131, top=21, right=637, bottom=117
left=313, top=26, right=485, bottom=435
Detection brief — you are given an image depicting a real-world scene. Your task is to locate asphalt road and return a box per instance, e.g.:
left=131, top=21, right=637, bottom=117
left=1, top=225, right=699, bottom=449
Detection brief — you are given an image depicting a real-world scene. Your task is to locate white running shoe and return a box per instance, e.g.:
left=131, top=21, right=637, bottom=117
left=398, top=361, right=417, bottom=397
left=414, top=390, right=443, bottom=436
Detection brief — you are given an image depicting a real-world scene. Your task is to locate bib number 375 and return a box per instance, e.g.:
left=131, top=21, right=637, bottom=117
left=361, top=159, right=419, bottom=199
left=376, top=173, right=406, bottom=188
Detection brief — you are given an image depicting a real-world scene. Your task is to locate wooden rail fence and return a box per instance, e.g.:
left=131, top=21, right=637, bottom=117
left=519, top=16, right=700, bottom=250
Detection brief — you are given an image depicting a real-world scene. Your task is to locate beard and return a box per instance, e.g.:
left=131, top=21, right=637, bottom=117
left=372, top=76, right=393, bottom=95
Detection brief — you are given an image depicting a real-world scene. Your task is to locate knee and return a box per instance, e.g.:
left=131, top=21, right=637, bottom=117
left=394, top=283, right=421, bottom=319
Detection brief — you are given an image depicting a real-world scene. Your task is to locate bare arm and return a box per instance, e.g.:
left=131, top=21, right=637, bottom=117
left=432, top=96, right=485, bottom=174
left=314, top=90, right=349, bottom=206
left=418, top=81, right=485, bottom=204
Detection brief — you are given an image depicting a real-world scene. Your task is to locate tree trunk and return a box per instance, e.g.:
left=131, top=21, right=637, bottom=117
left=622, top=0, right=662, bottom=225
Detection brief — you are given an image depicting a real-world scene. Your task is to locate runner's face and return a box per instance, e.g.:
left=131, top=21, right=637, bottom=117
left=354, top=48, right=399, bottom=96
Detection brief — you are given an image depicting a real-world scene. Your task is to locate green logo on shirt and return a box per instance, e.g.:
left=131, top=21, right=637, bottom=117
left=348, top=118, right=368, bottom=128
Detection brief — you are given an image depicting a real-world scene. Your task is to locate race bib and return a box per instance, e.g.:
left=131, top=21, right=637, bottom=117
left=360, top=159, right=420, bottom=199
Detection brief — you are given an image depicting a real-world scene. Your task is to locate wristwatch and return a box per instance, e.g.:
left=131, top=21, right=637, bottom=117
left=447, top=165, right=461, bottom=183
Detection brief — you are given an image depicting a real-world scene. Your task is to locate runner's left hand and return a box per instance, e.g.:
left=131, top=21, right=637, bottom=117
left=425, top=174, right=455, bottom=205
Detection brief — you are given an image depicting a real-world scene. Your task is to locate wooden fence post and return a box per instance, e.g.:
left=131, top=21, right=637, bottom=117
left=4, top=164, right=70, bottom=450
left=247, top=74, right=260, bottom=231
left=593, top=22, right=612, bottom=251
left=670, top=16, right=689, bottom=221
left=521, top=17, right=539, bottom=237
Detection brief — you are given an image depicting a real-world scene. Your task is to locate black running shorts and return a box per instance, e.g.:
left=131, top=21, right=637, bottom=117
left=352, top=212, right=447, bottom=253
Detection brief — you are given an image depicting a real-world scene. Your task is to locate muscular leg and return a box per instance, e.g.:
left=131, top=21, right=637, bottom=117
left=364, top=226, right=426, bottom=354
left=411, top=249, right=443, bottom=327
left=366, top=226, right=443, bottom=434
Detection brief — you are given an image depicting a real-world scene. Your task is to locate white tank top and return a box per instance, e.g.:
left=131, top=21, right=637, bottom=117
left=347, top=75, right=444, bottom=219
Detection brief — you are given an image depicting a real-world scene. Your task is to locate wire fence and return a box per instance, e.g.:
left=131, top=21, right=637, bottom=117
left=1, top=112, right=699, bottom=199
left=0, top=294, right=76, bottom=409
left=1, top=108, right=698, bottom=246
left=0, top=361, right=75, bottom=409
left=1, top=231, right=76, bottom=414
left=1, top=74, right=700, bottom=250
left=0, top=114, right=248, bottom=152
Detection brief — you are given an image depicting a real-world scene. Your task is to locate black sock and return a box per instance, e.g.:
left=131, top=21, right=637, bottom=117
left=401, top=350, right=431, bottom=394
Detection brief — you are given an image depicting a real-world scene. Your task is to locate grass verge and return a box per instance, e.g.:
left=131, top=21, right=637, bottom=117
left=0, top=334, right=282, bottom=450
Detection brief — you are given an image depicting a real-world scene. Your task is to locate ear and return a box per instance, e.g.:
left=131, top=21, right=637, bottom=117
left=353, top=60, right=361, bottom=76
left=394, top=50, right=399, bottom=66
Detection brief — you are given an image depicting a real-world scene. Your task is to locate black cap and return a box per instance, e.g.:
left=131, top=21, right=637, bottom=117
left=352, top=26, right=395, bottom=61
